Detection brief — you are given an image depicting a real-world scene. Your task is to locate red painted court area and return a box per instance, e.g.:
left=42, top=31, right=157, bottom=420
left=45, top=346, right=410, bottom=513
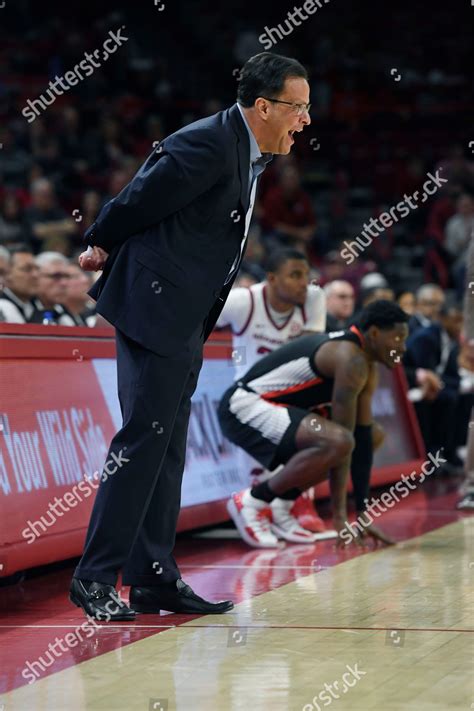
left=0, top=474, right=470, bottom=695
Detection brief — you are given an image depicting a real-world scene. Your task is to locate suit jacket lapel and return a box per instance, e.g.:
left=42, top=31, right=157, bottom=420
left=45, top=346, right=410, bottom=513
left=229, top=104, right=250, bottom=214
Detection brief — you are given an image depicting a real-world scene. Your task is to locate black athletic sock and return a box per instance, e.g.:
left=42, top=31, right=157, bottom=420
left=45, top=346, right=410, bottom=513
left=278, top=488, right=302, bottom=501
left=250, top=481, right=275, bottom=503
left=250, top=481, right=301, bottom=503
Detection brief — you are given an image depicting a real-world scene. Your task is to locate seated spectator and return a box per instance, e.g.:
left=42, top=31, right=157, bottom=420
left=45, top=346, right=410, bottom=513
left=444, top=192, right=474, bottom=298
left=0, top=194, right=31, bottom=250
left=317, top=250, right=348, bottom=285
left=359, top=272, right=390, bottom=294
left=317, top=247, right=375, bottom=294
left=352, top=285, right=394, bottom=324
left=324, top=280, right=355, bottom=331
left=25, top=178, right=77, bottom=255
left=425, top=182, right=460, bottom=245
left=31, top=252, right=77, bottom=325
left=0, top=245, right=39, bottom=323
left=57, top=106, right=87, bottom=178
left=409, top=283, right=445, bottom=335
left=403, top=302, right=465, bottom=471
left=240, top=231, right=266, bottom=283
left=260, top=165, right=316, bottom=255
left=437, top=145, right=474, bottom=191
left=0, top=128, right=32, bottom=189
left=63, top=263, right=97, bottom=327
left=80, top=190, right=103, bottom=232
left=362, top=286, right=394, bottom=305
left=33, top=137, right=66, bottom=188
left=397, top=289, right=416, bottom=316
left=104, top=164, right=137, bottom=203
left=424, top=163, right=473, bottom=286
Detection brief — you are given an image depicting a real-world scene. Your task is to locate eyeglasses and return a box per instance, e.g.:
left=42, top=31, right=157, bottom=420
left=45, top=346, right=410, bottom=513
left=261, top=97, right=311, bottom=116
left=42, top=272, right=71, bottom=280
left=17, top=264, right=40, bottom=273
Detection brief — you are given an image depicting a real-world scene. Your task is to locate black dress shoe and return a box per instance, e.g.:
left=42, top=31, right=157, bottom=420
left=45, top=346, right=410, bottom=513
left=129, top=579, right=234, bottom=615
left=70, top=578, right=136, bottom=621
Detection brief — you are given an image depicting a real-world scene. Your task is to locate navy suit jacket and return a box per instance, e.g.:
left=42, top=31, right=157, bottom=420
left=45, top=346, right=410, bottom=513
left=403, top=322, right=460, bottom=392
left=408, top=313, right=429, bottom=336
left=85, top=104, right=265, bottom=356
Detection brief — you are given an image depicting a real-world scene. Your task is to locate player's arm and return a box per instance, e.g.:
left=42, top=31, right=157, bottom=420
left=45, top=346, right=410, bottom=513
left=351, top=365, right=395, bottom=545
left=351, top=363, right=377, bottom=514
left=85, top=128, right=226, bottom=252
left=329, top=345, right=369, bottom=531
left=356, top=361, right=378, bottom=423
left=300, top=284, right=327, bottom=335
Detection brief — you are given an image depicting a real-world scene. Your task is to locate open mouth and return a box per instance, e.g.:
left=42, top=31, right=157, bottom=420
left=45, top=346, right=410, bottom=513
left=288, top=128, right=303, bottom=143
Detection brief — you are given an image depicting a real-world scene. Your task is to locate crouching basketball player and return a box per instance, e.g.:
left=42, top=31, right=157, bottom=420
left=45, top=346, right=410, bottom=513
left=217, top=300, right=409, bottom=547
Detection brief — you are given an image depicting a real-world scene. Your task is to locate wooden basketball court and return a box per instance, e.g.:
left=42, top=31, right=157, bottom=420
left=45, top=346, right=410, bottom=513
left=1, top=482, right=473, bottom=710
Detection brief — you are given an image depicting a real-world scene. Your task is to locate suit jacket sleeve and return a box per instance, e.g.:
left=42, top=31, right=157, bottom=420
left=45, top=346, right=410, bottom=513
left=403, top=328, right=460, bottom=392
left=403, top=330, right=438, bottom=387
left=443, top=346, right=461, bottom=392
left=84, top=128, right=226, bottom=252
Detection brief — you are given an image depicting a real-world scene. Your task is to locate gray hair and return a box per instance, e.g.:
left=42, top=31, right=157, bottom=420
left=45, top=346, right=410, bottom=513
left=416, top=283, right=444, bottom=301
left=324, top=280, right=354, bottom=296
left=35, top=251, right=69, bottom=269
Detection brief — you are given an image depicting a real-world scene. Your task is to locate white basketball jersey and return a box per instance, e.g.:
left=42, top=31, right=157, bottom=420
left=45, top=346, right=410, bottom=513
left=216, top=281, right=326, bottom=381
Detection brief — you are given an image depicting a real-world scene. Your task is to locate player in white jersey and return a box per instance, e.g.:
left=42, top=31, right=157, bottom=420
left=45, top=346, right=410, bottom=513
left=216, top=248, right=329, bottom=535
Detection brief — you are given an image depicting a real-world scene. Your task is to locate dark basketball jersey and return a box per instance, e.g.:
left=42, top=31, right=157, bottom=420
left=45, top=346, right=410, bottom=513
left=237, top=326, right=365, bottom=410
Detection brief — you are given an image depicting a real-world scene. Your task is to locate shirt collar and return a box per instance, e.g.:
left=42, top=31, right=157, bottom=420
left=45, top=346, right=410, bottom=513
left=3, top=287, right=32, bottom=309
left=416, top=313, right=432, bottom=328
left=237, top=103, right=263, bottom=165
left=1, top=287, right=34, bottom=319
left=33, top=298, right=65, bottom=314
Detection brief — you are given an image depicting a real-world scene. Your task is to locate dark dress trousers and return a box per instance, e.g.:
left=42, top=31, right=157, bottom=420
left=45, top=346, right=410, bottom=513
left=74, top=104, right=267, bottom=586
left=403, top=323, right=460, bottom=460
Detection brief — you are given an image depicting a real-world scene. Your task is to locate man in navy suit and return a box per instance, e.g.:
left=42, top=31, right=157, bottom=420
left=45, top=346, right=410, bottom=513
left=70, top=52, right=311, bottom=620
left=408, top=283, right=445, bottom=335
left=403, top=303, right=463, bottom=470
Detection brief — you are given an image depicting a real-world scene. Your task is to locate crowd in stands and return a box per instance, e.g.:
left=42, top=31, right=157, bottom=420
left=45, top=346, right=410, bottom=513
left=0, top=245, right=96, bottom=325
left=1, top=2, right=473, bottom=282
left=319, top=275, right=473, bottom=473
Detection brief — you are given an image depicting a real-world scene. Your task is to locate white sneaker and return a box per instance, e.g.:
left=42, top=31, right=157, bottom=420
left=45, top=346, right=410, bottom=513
left=227, top=489, right=280, bottom=548
left=270, top=498, right=319, bottom=544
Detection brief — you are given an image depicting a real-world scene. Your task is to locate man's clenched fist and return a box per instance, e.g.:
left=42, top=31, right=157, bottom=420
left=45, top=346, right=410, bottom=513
left=79, top=245, right=109, bottom=271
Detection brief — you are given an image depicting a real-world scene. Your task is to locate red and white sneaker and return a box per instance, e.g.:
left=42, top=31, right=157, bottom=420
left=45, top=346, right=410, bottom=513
left=270, top=498, right=319, bottom=544
left=227, top=489, right=280, bottom=548
left=291, top=490, right=326, bottom=533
